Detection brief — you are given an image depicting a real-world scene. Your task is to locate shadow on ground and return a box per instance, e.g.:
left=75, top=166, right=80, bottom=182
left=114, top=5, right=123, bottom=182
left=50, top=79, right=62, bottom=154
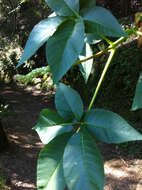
left=0, top=84, right=142, bottom=190
left=0, top=84, right=54, bottom=190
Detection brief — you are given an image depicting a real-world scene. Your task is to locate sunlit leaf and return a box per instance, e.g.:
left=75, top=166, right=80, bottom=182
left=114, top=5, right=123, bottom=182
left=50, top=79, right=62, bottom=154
left=55, top=83, right=83, bottom=121
left=63, top=129, right=104, bottom=190
left=137, top=35, right=142, bottom=48
left=79, top=43, right=93, bottom=83
left=37, top=133, right=71, bottom=190
left=82, top=6, right=127, bottom=37
left=34, top=109, right=73, bottom=144
left=135, top=12, right=142, bottom=26
left=84, top=109, right=142, bottom=144
left=135, top=12, right=142, bottom=48
left=45, top=0, right=79, bottom=16
left=17, top=16, right=63, bottom=67
left=46, top=18, right=84, bottom=83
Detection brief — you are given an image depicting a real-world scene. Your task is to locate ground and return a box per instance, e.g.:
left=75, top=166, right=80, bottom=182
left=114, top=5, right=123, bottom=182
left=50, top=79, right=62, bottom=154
left=0, top=84, right=142, bottom=190
left=0, top=84, right=54, bottom=190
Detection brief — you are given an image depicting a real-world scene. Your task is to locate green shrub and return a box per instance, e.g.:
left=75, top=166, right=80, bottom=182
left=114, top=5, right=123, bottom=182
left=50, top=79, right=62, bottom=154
left=17, top=1, right=142, bottom=189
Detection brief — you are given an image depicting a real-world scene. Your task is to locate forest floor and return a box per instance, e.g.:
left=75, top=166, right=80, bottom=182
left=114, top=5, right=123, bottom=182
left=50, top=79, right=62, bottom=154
left=0, top=84, right=142, bottom=190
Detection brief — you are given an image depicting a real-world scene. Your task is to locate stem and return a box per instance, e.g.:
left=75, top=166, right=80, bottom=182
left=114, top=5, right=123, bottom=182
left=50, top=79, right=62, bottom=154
left=74, top=48, right=111, bottom=66
left=100, top=35, right=114, bottom=45
left=74, top=36, right=126, bottom=66
left=88, top=48, right=116, bottom=110
left=113, top=37, right=125, bottom=47
left=75, top=27, right=137, bottom=67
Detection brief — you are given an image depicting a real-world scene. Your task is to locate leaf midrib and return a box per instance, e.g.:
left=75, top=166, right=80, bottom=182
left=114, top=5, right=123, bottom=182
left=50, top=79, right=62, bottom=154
left=81, top=133, right=100, bottom=189
left=55, top=20, right=77, bottom=78
left=45, top=159, right=63, bottom=189
left=81, top=134, right=92, bottom=189
left=62, top=0, right=79, bottom=16
left=41, top=115, right=75, bottom=127
left=85, top=19, right=121, bottom=35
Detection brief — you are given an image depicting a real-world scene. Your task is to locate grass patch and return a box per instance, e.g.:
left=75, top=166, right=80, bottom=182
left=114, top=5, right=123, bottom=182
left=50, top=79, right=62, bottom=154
left=0, top=173, right=10, bottom=190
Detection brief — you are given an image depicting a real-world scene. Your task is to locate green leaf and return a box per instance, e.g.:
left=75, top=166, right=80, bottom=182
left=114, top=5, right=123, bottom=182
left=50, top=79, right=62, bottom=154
left=79, top=43, right=93, bottom=83
left=84, top=109, right=142, bottom=144
left=45, top=0, right=79, bottom=16
left=55, top=83, right=83, bottom=121
left=17, top=16, right=64, bottom=67
left=131, top=72, right=142, bottom=111
left=85, top=33, right=101, bottom=44
left=46, top=18, right=84, bottom=83
left=37, top=133, right=71, bottom=190
left=82, top=6, right=127, bottom=37
left=34, top=109, right=73, bottom=144
left=80, top=0, right=96, bottom=12
left=63, top=129, right=104, bottom=190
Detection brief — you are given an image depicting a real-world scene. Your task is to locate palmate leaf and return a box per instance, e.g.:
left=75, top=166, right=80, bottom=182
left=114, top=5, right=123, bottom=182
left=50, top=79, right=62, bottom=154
left=45, top=0, right=79, bottom=16
left=131, top=72, right=142, bottom=111
left=79, top=43, right=93, bottom=83
left=82, top=6, right=127, bottom=37
left=17, top=16, right=64, bottom=67
left=63, top=128, right=104, bottom=190
left=46, top=18, right=84, bottom=83
left=84, top=109, right=142, bottom=144
left=37, top=133, right=71, bottom=190
left=34, top=109, right=73, bottom=144
left=55, top=83, right=83, bottom=121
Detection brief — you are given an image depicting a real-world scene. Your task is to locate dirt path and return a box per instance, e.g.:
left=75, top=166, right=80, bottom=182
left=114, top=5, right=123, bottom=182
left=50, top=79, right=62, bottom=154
left=0, top=84, right=54, bottom=190
left=0, top=85, right=142, bottom=190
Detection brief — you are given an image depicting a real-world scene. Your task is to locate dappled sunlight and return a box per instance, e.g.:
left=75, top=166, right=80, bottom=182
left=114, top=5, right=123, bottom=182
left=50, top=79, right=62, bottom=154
left=104, top=159, right=142, bottom=190
left=10, top=172, right=36, bottom=190
left=1, top=80, right=142, bottom=190
left=0, top=84, right=54, bottom=189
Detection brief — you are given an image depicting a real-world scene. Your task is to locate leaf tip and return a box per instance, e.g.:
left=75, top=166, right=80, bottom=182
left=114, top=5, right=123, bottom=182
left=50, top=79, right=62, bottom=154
left=16, top=61, right=22, bottom=69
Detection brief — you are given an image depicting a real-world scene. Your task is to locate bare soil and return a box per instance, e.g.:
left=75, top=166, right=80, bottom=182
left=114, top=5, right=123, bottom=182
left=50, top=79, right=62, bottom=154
left=0, top=84, right=142, bottom=190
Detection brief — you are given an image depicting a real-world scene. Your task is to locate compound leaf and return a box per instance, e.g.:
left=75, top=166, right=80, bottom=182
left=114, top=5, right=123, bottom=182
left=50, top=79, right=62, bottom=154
left=17, top=16, right=63, bottom=67
left=46, top=18, right=84, bottom=83
left=82, top=6, right=126, bottom=37
left=79, top=43, right=93, bottom=83
left=37, top=133, right=71, bottom=190
left=55, top=83, right=83, bottom=121
left=34, top=109, right=73, bottom=144
left=131, top=72, right=142, bottom=111
left=63, top=129, right=104, bottom=190
left=84, top=109, right=142, bottom=144
left=45, top=0, right=79, bottom=16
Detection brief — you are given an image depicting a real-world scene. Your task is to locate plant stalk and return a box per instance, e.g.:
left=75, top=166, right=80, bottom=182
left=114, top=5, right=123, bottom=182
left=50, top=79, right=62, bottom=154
left=74, top=36, right=126, bottom=66
left=88, top=48, right=116, bottom=110
left=75, top=27, right=139, bottom=67
left=74, top=48, right=111, bottom=66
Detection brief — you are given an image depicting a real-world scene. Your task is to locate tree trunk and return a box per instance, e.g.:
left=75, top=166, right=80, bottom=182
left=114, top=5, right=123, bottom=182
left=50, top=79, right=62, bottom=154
left=0, top=120, right=9, bottom=152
